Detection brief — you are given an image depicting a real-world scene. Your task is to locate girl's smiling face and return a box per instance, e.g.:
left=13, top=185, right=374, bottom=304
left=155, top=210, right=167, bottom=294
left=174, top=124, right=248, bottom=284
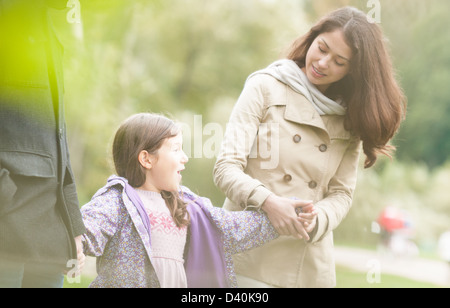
left=302, top=29, right=353, bottom=93
left=139, top=133, right=188, bottom=193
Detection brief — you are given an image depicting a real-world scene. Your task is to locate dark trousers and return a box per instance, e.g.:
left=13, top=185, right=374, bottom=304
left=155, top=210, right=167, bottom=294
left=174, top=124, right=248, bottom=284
left=0, top=174, right=71, bottom=266
left=0, top=258, right=64, bottom=288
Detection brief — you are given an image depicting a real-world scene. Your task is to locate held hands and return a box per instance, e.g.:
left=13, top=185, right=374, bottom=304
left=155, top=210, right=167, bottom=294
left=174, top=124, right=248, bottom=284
left=64, top=235, right=86, bottom=279
left=74, top=235, right=86, bottom=276
left=296, top=202, right=318, bottom=234
left=262, top=194, right=317, bottom=241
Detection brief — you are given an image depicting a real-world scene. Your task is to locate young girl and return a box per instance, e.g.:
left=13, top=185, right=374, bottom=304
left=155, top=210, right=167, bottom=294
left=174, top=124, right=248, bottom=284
left=80, top=113, right=316, bottom=288
left=214, top=7, right=406, bottom=287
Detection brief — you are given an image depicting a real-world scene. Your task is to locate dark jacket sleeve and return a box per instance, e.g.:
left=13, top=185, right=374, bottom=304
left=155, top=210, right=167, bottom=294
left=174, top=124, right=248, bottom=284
left=0, top=165, right=17, bottom=210
left=63, top=172, right=86, bottom=237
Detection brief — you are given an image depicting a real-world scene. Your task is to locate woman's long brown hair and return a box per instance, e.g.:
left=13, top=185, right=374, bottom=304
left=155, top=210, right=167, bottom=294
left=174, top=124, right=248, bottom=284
left=285, top=7, right=406, bottom=168
left=113, top=113, right=189, bottom=227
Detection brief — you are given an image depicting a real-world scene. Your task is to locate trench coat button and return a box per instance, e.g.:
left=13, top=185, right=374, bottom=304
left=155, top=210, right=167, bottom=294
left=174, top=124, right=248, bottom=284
left=283, top=174, right=292, bottom=182
left=293, top=134, right=302, bottom=143
left=308, top=181, right=317, bottom=189
left=319, top=144, right=328, bottom=152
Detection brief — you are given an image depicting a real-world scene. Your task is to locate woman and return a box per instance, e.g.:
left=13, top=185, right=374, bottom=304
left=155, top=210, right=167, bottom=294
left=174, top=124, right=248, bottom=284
left=213, top=7, right=406, bottom=287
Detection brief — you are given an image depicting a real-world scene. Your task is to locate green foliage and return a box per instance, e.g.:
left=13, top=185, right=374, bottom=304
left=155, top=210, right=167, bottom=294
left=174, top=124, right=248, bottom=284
left=63, top=274, right=95, bottom=288
left=381, top=0, right=450, bottom=169
left=335, top=159, right=450, bottom=248
left=65, top=0, right=309, bottom=204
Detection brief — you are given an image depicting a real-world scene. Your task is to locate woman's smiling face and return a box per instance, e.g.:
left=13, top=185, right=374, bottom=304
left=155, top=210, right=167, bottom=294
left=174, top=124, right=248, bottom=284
left=302, top=29, right=353, bottom=93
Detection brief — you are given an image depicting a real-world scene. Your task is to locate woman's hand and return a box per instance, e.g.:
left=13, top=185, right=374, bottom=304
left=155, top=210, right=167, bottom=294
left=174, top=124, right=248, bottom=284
left=262, top=194, right=315, bottom=240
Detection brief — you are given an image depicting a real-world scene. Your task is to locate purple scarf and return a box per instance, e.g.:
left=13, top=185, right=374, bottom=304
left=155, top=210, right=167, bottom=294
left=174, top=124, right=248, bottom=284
left=184, top=199, right=228, bottom=288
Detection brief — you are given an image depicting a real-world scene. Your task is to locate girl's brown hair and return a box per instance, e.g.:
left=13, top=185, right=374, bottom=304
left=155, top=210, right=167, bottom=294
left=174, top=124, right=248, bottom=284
left=285, top=7, right=406, bottom=168
left=113, top=113, right=189, bottom=227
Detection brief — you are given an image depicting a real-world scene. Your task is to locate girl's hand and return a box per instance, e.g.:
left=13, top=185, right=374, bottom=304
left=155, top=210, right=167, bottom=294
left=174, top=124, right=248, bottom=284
left=74, top=235, right=86, bottom=276
left=65, top=236, right=86, bottom=278
left=298, top=207, right=318, bottom=234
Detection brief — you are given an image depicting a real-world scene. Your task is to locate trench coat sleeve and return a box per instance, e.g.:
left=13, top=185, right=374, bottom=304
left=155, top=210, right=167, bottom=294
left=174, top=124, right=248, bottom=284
left=80, top=189, right=125, bottom=257
left=213, top=75, right=273, bottom=210
left=309, top=138, right=361, bottom=243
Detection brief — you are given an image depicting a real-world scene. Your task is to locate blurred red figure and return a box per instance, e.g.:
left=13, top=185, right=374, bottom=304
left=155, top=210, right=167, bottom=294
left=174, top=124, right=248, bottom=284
left=377, top=207, right=417, bottom=257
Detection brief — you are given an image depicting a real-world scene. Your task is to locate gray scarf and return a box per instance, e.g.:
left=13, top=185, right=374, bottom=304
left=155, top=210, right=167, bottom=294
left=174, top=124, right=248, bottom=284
left=248, top=59, right=346, bottom=116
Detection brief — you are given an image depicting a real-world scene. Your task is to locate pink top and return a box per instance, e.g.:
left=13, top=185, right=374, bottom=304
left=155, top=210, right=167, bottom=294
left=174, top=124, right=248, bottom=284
left=136, top=189, right=188, bottom=288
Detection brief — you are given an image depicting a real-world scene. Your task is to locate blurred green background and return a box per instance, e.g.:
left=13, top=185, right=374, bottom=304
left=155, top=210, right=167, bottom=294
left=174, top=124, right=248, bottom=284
left=61, top=0, right=449, bottom=257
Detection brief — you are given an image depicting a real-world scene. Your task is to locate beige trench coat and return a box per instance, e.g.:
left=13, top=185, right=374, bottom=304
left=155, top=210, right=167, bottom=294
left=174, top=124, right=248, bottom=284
left=213, top=74, right=361, bottom=288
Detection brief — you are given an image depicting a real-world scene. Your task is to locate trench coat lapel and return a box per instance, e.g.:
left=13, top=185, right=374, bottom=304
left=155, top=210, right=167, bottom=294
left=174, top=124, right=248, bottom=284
left=283, top=93, right=353, bottom=143
left=284, top=91, right=330, bottom=140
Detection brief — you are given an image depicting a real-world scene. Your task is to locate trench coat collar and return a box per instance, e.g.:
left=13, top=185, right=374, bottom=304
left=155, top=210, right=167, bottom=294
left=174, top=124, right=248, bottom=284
left=284, top=92, right=330, bottom=137
left=284, top=94, right=353, bottom=143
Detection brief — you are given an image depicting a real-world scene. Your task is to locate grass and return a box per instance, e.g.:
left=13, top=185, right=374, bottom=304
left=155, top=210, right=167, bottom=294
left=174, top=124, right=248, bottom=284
left=336, top=265, right=444, bottom=288
left=63, top=275, right=95, bottom=288
left=62, top=267, right=445, bottom=288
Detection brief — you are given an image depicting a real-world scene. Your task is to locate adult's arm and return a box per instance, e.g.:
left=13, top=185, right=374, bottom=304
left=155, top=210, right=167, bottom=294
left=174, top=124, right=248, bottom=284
left=213, top=75, right=311, bottom=239
left=308, top=138, right=361, bottom=243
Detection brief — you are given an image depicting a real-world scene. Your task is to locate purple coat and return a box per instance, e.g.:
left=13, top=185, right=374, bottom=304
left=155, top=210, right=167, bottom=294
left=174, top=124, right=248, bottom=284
left=81, top=176, right=278, bottom=288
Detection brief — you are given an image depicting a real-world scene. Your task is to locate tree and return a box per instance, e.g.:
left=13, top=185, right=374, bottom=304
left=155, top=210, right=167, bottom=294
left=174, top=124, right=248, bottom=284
left=384, top=0, right=450, bottom=168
